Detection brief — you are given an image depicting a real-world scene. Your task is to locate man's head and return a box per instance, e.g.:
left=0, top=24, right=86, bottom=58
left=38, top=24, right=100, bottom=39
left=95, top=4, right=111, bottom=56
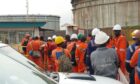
left=47, top=37, right=52, bottom=41
left=65, top=35, right=70, bottom=42
left=25, top=34, right=30, bottom=39
left=113, top=24, right=122, bottom=37
left=77, top=33, right=83, bottom=40
left=91, top=28, right=100, bottom=37
left=131, top=29, right=140, bottom=44
left=70, top=33, right=78, bottom=41
left=55, top=36, right=65, bottom=47
left=52, top=35, right=56, bottom=41
left=95, top=31, right=110, bottom=47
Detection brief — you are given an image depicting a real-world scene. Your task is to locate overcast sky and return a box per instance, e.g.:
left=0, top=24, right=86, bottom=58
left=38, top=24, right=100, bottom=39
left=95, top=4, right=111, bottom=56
left=0, top=0, right=73, bottom=25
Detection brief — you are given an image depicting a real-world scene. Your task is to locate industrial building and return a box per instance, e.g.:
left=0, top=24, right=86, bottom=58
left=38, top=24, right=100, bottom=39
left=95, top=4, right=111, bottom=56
left=0, top=15, right=60, bottom=43
left=71, top=0, right=140, bottom=29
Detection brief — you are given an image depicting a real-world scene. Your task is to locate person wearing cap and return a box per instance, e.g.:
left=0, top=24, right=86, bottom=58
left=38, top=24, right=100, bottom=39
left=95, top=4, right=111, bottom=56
left=75, top=34, right=88, bottom=73
left=51, top=35, right=57, bottom=50
left=52, top=35, right=56, bottom=41
left=86, top=28, right=100, bottom=74
left=64, top=35, right=71, bottom=48
left=67, top=34, right=78, bottom=52
left=126, top=30, right=140, bottom=84
left=51, top=36, right=71, bottom=72
left=21, top=33, right=31, bottom=55
left=90, top=31, right=119, bottom=79
left=47, top=37, right=52, bottom=41
left=129, top=30, right=140, bottom=84
left=67, top=33, right=78, bottom=72
left=42, top=37, right=53, bottom=71
left=113, top=24, right=127, bottom=74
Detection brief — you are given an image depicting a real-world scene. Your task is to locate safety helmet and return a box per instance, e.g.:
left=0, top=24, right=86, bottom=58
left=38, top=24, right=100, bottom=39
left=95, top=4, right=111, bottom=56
left=48, top=37, right=52, bottom=40
left=113, top=24, right=121, bottom=30
left=55, top=36, right=65, bottom=45
left=77, top=33, right=84, bottom=40
left=70, top=33, right=78, bottom=40
left=92, top=28, right=100, bottom=36
left=131, top=30, right=140, bottom=39
left=95, top=31, right=110, bottom=45
left=52, top=35, right=56, bottom=39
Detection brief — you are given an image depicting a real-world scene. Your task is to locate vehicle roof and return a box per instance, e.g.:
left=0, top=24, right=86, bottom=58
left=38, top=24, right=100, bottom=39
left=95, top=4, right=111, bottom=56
left=58, top=73, right=122, bottom=84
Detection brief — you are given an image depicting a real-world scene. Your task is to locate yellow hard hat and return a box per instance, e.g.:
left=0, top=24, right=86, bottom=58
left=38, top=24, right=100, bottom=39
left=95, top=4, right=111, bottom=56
left=131, top=30, right=140, bottom=38
left=55, top=36, right=65, bottom=44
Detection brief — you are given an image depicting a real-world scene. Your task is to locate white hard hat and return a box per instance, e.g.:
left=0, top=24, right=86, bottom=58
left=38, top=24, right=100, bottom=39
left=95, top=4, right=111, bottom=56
left=113, top=24, right=121, bottom=30
left=48, top=37, right=52, bottom=40
left=70, top=33, right=78, bottom=40
left=52, top=35, right=56, bottom=39
left=95, top=31, right=110, bottom=45
left=92, top=28, right=100, bottom=36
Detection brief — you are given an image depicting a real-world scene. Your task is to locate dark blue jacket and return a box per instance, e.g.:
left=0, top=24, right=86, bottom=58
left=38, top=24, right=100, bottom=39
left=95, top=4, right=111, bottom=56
left=86, top=38, right=97, bottom=74
left=126, top=43, right=138, bottom=73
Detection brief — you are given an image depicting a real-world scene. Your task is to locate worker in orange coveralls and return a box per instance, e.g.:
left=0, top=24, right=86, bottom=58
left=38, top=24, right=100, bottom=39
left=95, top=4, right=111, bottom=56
left=51, top=36, right=71, bottom=72
left=75, top=34, right=88, bottom=73
left=106, top=35, right=114, bottom=48
left=43, top=37, right=55, bottom=71
left=113, top=24, right=127, bottom=74
left=130, top=48, right=140, bottom=84
left=67, top=33, right=78, bottom=72
left=27, top=36, right=43, bottom=68
left=21, top=33, right=30, bottom=55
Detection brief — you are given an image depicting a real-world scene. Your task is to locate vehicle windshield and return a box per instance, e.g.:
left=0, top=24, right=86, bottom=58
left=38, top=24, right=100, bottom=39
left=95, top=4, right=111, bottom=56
left=0, top=45, right=43, bottom=72
left=0, top=52, right=57, bottom=84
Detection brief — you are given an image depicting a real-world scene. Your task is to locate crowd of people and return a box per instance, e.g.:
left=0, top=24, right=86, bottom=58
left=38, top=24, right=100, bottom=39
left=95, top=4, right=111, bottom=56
left=21, top=24, right=140, bottom=84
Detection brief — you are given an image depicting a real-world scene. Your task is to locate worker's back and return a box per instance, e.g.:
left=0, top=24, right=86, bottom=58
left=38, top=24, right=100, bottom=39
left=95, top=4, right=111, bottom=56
left=91, top=47, right=119, bottom=79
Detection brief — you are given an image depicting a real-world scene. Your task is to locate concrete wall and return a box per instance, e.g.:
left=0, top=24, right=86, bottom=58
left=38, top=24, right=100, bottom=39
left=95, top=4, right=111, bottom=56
left=72, top=0, right=140, bottom=29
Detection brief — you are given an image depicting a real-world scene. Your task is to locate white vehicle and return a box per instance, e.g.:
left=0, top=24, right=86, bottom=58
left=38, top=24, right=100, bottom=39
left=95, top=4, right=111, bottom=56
left=0, top=43, right=57, bottom=84
left=50, top=73, right=123, bottom=84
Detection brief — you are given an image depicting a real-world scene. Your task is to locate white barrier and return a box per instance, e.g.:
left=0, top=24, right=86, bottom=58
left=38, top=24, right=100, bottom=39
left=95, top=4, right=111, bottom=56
left=118, top=68, right=129, bottom=84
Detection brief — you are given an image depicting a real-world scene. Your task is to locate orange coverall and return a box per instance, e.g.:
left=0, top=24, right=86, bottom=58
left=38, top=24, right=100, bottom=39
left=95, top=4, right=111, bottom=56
left=130, top=48, right=140, bottom=84
left=43, top=42, right=56, bottom=72
left=114, top=35, right=127, bottom=74
left=27, top=39, right=43, bottom=68
left=67, top=41, right=78, bottom=72
left=75, top=42, right=87, bottom=73
left=52, top=47, right=71, bottom=72
left=106, top=38, right=114, bottom=48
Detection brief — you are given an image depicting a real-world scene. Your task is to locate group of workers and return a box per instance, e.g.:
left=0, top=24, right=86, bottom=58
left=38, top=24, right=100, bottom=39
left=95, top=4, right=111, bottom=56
left=21, top=24, right=140, bottom=84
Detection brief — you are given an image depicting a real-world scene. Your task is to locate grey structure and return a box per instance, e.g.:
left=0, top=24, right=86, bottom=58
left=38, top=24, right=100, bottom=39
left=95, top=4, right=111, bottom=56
left=0, top=15, right=60, bottom=44
left=0, top=15, right=60, bottom=30
left=71, top=0, right=140, bottom=29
